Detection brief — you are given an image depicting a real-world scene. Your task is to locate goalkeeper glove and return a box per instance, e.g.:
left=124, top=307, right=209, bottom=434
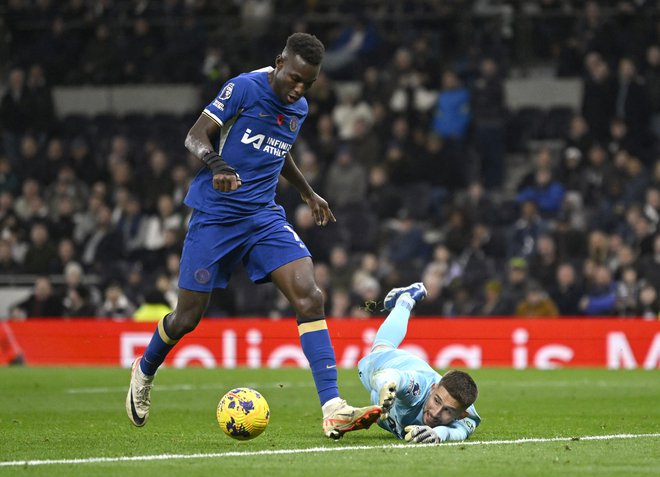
left=378, top=381, right=397, bottom=419
left=404, top=425, right=441, bottom=444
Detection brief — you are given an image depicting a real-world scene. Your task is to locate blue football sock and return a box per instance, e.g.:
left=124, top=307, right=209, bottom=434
left=372, top=295, right=414, bottom=350
left=139, top=315, right=179, bottom=376
left=298, top=318, right=340, bottom=406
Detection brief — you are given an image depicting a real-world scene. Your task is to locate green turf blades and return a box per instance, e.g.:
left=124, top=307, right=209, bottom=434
left=0, top=368, right=658, bottom=477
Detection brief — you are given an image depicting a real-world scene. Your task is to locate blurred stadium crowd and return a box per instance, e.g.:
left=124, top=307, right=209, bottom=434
left=0, top=0, right=659, bottom=319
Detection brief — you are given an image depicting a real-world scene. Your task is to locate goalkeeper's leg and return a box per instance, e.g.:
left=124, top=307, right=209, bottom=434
left=359, top=283, right=428, bottom=420
left=372, top=282, right=427, bottom=351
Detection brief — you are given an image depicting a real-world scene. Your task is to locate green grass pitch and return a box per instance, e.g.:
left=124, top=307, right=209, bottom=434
left=1, top=367, right=659, bottom=476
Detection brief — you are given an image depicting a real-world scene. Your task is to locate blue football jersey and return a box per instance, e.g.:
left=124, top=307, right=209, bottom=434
left=184, top=67, right=307, bottom=217
left=358, top=348, right=480, bottom=441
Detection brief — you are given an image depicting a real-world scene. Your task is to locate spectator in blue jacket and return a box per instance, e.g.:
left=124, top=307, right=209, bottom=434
left=432, top=70, right=471, bottom=140
left=579, top=264, right=617, bottom=315
left=432, top=70, right=471, bottom=188
left=516, top=169, right=566, bottom=217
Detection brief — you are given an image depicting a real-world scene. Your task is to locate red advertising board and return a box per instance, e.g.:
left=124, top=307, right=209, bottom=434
left=3, top=318, right=660, bottom=369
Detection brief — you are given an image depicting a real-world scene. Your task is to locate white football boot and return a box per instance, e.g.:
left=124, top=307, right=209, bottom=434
left=322, top=399, right=382, bottom=439
left=126, top=357, right=154, bottom=427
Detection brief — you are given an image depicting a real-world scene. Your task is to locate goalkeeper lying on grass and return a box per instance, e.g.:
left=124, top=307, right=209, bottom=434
left=358, top=283, right=480, bottom=443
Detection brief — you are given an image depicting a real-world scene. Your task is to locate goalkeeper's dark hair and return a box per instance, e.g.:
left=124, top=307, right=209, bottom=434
left=438, top=370, right=478, bottom=408
left=285, top=33, right=325, bottom=65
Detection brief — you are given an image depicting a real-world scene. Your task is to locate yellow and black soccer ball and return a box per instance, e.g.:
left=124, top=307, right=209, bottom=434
left=216, top=387, right=270, bottom=440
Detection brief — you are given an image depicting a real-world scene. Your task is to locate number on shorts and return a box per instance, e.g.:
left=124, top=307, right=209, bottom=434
left=283, top=225, right=305, bottom=248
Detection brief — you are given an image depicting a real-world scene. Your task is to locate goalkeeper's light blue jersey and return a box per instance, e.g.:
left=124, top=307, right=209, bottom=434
left=358, top=348, right=480, bottom=441
left=185, top=67, right=307, bottom=218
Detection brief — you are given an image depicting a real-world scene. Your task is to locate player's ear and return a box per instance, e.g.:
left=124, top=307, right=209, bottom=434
left=275, top=55, right=284, bottom=70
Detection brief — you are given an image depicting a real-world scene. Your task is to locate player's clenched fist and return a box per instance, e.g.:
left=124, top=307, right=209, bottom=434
left=203, top=151, right=242, bottom=192
left=378, top=381, right=396, bottom=419
left=404, top=425, right=441, bottom=444
left=212, top=171, right=242, bottom=192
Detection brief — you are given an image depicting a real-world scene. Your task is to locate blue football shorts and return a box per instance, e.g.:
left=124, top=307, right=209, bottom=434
left=178, top=206, right=311, bottom=292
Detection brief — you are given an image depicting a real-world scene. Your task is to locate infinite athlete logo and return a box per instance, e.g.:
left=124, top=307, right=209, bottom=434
left=241, top=128, right=292, bottom=157
left=194, top=268, right=211, bottom=284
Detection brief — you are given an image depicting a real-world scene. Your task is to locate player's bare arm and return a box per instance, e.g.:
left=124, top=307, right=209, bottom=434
left=185, top=114, right=242, bottom=192
left=281, top=152, right=335, bottom=226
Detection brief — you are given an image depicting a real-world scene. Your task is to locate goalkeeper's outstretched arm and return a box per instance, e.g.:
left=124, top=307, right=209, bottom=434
left=405, top=413, right=480, bottom=443
left=434, top=412, right=480, bottom=441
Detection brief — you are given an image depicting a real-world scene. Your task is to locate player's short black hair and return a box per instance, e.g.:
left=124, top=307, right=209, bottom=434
left=285, top=33, right=325, bottom=66
left=439, top=370, right=478, bottom=408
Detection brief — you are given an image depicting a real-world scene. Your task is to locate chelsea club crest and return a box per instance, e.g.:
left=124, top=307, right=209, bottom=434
left=289, top=116, right=299, bottom=132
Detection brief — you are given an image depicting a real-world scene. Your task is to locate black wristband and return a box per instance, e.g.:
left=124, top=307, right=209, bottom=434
left=201, top=151, right=237, bottom=177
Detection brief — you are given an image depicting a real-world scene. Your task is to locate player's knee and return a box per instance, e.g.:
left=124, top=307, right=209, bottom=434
left=292, top=285, right=324, bottom=319
left=166, top=290, right=209, bottom=338
left=168, top=303, right=205, bottom=337
left=169, top=313, right=200, bottom=340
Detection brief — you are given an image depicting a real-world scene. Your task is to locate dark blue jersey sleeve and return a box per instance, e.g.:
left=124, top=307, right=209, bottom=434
left=203, top=76, right=249, bottom=126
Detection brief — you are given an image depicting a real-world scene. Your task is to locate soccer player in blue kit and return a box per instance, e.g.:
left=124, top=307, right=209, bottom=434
left=359, top=282, right=481, bottom=443
left=126, top=33, right=382, bottom=439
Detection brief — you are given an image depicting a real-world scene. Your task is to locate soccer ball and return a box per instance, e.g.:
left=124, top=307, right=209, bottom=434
left=216, top=387, right=270, bottom=440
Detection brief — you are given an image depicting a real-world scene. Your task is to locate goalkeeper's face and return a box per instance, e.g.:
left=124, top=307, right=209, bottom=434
left=422, top=383, right=464, bottom=427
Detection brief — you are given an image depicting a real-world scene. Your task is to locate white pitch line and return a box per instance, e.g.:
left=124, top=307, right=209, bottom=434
left=1, top=433, right=659, bottom=467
